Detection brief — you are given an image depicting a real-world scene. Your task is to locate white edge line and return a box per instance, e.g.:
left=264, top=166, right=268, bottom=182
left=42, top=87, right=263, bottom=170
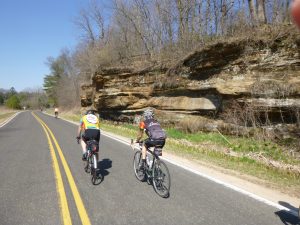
left=0, top=112, right=22, bottom=128
left=42, top=112, right=298, bottom=217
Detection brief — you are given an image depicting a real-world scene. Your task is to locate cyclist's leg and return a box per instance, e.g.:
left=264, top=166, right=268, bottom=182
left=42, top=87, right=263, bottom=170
left=95, top=129, right=100, bottom=166
left=142, top=145, right=147, bottom=159
left=87, top=129, right=100, bottom=165
left=153, top=139, right=165, bottom=156
left=140, top=139, right=154, bottom=169
left=81, top=132, right=88, bottom=160
left=138, top=139, right=148, bottom=170
left=142, top=138, right=152, bottom=160
left=80, top=139, right=87, bottom=154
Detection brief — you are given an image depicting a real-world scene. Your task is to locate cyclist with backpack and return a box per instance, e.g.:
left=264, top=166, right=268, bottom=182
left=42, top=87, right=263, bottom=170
left=135, top=108, right=166, bottom=170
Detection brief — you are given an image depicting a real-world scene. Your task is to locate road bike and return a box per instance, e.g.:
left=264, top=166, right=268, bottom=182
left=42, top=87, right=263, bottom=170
left=84, top=140, right=102, bottom=185
left=131, top=139, right=170, bottom=198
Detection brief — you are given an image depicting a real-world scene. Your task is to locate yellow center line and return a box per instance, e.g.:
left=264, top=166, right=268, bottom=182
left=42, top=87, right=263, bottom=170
left=32, top=112, right=72, bottom=225
left=33, top=112, right=91, bottom=225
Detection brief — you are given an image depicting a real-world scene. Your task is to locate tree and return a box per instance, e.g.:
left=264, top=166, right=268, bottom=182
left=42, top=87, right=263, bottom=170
left=43, top=55, right=67, bottom=106
left=7, top=87, right=17, bottom=98
left=0, top=92, right=4, bottom=105
left=257, top=0, right=267, bottom=24
left=43, top=74, right=59, bottom=106
left=74, top=0, right=106, bottom=45
left=19, top=88, right=49, bottom=109
left=5, top=95, right=21, bottom=109
left=44, top=49, right=82, bottom=108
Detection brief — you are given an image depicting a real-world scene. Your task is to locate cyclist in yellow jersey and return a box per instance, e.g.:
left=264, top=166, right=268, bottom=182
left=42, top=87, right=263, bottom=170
left=76, top=109, right=100, bottom=161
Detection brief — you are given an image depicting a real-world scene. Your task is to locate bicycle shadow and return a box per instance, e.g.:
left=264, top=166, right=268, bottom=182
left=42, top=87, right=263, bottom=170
left=97, top=158, right=112, bottom=180
left=274, top=201, right=299, bottom=225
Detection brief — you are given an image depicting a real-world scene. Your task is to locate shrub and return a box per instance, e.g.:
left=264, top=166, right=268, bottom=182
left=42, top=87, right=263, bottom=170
left=5, top=95, right=21, bottom=109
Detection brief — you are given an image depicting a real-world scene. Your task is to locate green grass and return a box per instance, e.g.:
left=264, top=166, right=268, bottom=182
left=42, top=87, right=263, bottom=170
left=163, top=138, right=300, bottom=192
left=64, top=114, right=81, bottom=122
left=167, top=128, right=228, bottom=145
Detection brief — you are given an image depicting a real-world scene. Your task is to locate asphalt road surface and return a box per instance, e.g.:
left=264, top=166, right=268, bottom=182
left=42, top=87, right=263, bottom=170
left=0, top=111, right=298, bottom=225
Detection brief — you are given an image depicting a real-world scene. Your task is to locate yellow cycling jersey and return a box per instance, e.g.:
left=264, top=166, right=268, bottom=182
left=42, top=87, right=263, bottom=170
left=80, top=114, right=100, bottom=130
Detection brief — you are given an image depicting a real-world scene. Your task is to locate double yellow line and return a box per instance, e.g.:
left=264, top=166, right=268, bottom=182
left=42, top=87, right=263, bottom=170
left=32, top=112, right=91, bottom=225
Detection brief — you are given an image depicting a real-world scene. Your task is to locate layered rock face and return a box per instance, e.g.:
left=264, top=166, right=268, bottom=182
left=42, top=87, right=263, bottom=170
left=81, top=29, right=300, bottom=136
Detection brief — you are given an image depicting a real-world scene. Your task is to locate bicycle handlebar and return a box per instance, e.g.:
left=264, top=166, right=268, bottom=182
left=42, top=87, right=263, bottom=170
left=130, top=139, right=159, bottom=158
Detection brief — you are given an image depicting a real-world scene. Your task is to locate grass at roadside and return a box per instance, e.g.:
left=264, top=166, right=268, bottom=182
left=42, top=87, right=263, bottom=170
left=48, top=109, right=300, bottom=197
left=0, top=107, right=17, bottom=124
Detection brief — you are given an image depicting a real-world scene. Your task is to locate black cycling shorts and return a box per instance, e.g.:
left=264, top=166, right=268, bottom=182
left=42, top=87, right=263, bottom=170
left=144, top=138, right=165, bottom=149
left=82, top=129, right=100, bottom=142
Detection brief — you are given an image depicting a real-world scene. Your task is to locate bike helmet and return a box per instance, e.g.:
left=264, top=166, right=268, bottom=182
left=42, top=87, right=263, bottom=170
left=86, top=108, right=97, bottom=115
left=143, top=108, right=154, bottom=119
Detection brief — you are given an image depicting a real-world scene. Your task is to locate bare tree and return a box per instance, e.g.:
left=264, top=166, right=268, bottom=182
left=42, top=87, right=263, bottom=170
left=75, top=9, right=96, bottom=44
left=257, top=0, right=267, bottom=24
left=74, top=0, right=106, bottom=45
left=112, top=0, right=152, bottom=58
left=248, top=0, right=257, bottom=25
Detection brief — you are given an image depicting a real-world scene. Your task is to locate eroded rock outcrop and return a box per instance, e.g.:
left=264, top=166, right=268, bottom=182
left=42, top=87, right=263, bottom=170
left=81, top=27, right=300, bottom=137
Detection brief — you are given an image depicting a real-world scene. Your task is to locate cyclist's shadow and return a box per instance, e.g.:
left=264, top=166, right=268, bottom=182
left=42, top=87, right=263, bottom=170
left=274, top=201, right=299, bottom=225
left=97, top=158, right=112, bottom=180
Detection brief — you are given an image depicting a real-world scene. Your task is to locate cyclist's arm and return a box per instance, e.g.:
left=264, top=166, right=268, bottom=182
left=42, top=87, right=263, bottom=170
left=136, top=128, right=143, bottom=142
left=136, top=121, right=145, bottom=142
left=77, top=126, right=82, bottom=137
left=77, top=119, right=83, bottom=137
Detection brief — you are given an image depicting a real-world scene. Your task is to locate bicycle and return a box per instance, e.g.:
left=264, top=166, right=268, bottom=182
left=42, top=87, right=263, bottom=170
left=54, top=112, right=58, bottom=119
left=131, top=139, right=171, bottom=198
left=83, top=139, right=102, bottom=185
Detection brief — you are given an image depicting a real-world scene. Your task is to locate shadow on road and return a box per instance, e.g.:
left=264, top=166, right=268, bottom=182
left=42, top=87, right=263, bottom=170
left=274, top=201, right=299, bottom=225
left=97, top=158, right=112, bottom=179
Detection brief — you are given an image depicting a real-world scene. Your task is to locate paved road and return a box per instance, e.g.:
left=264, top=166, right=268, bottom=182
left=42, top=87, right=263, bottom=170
left=0, top=111, right=298, bottom=225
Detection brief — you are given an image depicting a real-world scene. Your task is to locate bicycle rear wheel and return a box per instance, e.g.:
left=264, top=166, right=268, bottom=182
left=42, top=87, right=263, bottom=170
left=91, top=154, right=102, bottom=185
left=84, top=156, right=91, bottom=173
left=152, top=160, right=170, bottom=198
left=91, top=169, right=102, bottom=185
left=133, top=151, right=145, bottom=181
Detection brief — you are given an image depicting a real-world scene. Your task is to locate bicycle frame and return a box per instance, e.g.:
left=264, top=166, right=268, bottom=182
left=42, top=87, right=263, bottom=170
left=86, top=140, right=99, bottom=169
left=145, top=149, right=159, bottom=176
left=131, top=140, right=160, bottom=176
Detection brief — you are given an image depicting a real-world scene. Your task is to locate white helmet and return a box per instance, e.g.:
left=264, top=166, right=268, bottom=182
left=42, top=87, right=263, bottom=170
left=143, top=108, right=154, bottom=119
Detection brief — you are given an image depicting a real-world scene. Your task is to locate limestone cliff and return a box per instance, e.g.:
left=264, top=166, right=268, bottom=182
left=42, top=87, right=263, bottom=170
left=81, top=26, right=300, bottom=137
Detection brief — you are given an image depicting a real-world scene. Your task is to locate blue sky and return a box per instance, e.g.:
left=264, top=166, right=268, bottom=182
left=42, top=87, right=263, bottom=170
left=0, top=0, right=86, bottom=92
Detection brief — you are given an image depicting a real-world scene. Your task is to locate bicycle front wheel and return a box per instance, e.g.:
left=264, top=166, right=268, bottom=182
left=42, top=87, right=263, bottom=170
left=133, top=151, right=145, bottom=181
left=152, top=160, right=170, bottom=198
